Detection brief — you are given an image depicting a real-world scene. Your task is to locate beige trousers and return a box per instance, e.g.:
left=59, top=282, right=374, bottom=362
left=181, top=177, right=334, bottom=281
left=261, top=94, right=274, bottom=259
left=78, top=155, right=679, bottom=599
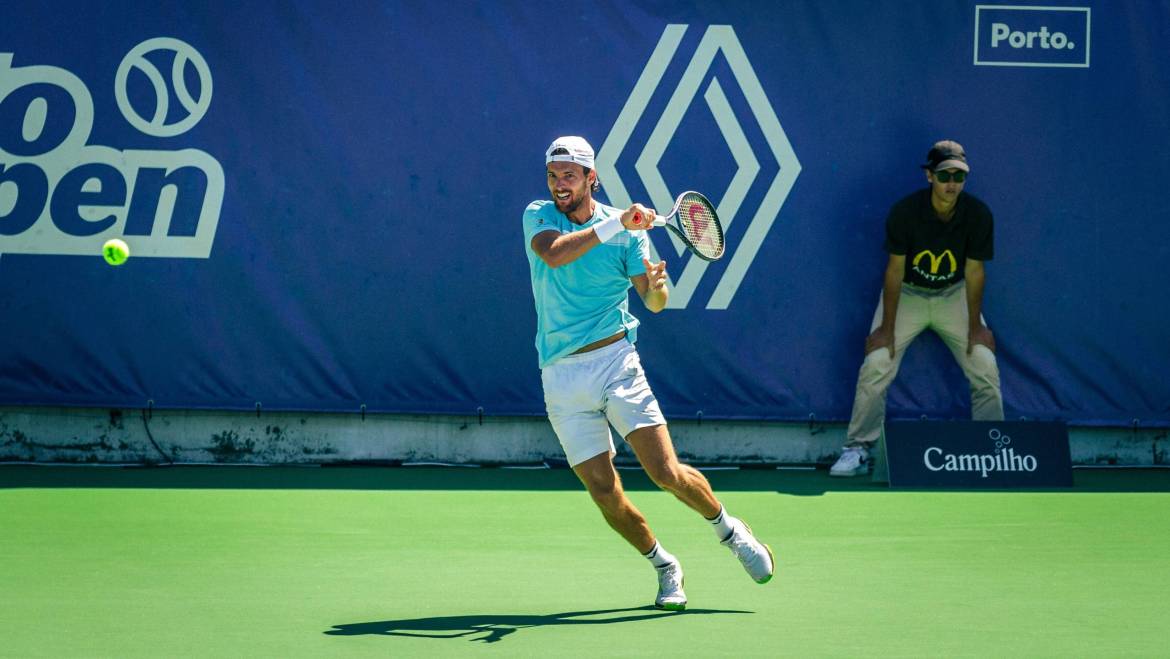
left=845, top=281, right=1004, bottom=446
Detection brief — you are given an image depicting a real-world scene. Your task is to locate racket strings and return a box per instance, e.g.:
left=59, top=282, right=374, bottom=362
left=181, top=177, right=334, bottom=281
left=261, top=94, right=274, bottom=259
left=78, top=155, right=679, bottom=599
left=676, top=195, right=724, bottom=259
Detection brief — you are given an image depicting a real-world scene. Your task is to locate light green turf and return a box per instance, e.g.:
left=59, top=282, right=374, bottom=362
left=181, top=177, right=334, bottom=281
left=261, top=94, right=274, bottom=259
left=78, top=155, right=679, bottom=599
left=1, top=467, right=1167, bottom=658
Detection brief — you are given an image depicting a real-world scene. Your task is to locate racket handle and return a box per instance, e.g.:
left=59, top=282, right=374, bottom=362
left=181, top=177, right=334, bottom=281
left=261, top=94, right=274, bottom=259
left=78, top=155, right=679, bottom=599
left=651, top=215, right=666, bottom=227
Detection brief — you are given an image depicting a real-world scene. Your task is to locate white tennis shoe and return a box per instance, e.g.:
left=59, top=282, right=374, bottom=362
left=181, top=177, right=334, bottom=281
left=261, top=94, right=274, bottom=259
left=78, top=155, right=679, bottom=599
left=654, top=561, right=687, bottom=611
left=721, top=520, right=774, bottom=584
left=830, top=446, right=870, bottom=477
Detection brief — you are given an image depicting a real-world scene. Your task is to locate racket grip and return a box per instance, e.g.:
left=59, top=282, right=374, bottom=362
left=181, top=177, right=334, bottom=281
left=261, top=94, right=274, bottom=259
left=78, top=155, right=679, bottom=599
left=651, top=215, right=666, bottom=227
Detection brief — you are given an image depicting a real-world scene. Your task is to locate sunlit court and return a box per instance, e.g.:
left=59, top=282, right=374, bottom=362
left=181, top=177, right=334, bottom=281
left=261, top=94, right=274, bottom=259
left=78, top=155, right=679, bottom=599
left=2, top=466, right=1168, bottom=657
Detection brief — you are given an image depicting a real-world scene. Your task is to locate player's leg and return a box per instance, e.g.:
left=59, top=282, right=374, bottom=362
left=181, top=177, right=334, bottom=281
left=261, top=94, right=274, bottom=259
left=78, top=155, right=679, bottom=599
left=625, top=426, right=775, bottom=583
left=834, top=289, right=929, bottom=475
left=624, top=424, right=719, bottom=516
left=605, top=346, right=774, bottom=585
left=543, top=351, right=650, bottom=547
left=932, top=283, right=1005, bottom=420
left=597, top=344, right=713, bottom=514
left=544, top=365, right=653, bottom=551
left=571, top=450, right=654, bottom=551
left=571, top=451, right=687, bottom=610
left=598, top=345, right=718, bottom=518
left=573, top=451, right=687, bottom=613
left=543, top=347, right=686, bottom=609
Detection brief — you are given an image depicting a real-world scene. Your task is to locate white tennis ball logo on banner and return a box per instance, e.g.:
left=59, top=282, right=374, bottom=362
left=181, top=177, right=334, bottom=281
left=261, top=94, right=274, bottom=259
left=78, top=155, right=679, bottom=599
left=115, top=37, right=212, bottom=137
left=0, top=38, right=224, bottom=264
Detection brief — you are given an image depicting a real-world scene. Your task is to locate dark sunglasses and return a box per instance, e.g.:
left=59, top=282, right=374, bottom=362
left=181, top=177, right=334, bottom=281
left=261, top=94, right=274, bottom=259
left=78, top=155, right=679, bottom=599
left=934, top=170, right=967, bottom=183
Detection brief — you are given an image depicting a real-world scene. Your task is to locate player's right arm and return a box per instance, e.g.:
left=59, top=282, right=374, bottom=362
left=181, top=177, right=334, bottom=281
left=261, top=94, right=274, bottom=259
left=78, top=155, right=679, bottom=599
left=865, top=253, right=904, bottom=358
left=529, top=204, right=654, bottom=269
left=530, top=229, right=601, bottom=269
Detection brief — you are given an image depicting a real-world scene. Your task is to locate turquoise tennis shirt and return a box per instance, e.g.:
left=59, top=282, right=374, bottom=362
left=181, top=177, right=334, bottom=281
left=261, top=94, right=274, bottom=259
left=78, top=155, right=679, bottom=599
left=523, top=200, right=650, bottom=368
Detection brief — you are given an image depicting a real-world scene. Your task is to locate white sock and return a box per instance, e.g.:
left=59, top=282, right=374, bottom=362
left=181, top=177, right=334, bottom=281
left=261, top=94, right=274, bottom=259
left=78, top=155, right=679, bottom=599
left=707, top=505, right=737, bottom=541
left=643, top=541, right=678, bottom=569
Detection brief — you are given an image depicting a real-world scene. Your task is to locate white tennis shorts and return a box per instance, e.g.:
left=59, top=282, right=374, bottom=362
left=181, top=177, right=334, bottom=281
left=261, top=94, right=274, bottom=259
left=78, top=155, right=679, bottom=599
left=540, top=339, right=666, bottom=467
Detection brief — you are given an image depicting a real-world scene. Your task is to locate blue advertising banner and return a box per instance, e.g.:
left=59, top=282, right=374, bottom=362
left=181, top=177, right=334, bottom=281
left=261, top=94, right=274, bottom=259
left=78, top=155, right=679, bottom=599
left=884, top=421, right=1073, bottom=488
left=1, top=2, right=1167, bottom=425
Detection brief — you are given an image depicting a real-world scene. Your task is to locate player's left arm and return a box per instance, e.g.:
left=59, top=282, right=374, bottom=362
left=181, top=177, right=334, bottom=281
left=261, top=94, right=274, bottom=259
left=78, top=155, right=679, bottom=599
left=965, top=258, right=995, bottom=354
left=631, top=258, right=668, bottom=313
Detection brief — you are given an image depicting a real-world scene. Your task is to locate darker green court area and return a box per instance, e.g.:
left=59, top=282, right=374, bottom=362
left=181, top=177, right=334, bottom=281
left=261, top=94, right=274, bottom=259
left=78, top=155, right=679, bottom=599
left=1, top=466, right=1167, bottom=658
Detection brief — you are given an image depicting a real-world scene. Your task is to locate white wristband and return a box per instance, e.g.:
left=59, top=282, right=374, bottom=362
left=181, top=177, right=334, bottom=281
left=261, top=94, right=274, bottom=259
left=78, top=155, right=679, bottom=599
left=592, top=216, right=623, bottom=244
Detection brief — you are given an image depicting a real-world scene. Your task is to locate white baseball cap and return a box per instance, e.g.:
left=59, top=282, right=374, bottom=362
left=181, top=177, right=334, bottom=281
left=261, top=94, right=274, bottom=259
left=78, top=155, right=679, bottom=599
left=546, top=136, right=595, bottom=169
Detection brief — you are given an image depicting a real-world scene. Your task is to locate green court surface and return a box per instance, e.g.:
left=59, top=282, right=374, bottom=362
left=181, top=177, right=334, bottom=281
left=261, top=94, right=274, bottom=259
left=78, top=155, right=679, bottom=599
left=1, top=466, right=1167, bottom=658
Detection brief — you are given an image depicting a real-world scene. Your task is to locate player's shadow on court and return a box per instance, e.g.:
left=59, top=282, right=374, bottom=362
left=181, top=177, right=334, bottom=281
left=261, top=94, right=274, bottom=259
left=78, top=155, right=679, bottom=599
left=325, top=605, right=750, bottom=644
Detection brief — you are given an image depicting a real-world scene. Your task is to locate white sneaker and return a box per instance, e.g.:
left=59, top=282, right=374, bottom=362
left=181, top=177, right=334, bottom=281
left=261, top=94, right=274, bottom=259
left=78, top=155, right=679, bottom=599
left=654, top=561, right=687, bottom=611
left=830, top=446, right=870, bottom=477
left=721, top=520, right=775, bottom=584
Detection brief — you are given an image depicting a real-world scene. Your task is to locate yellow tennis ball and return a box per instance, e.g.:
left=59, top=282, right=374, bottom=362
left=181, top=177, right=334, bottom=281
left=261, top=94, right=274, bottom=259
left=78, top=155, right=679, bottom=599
left=102, top=238, right=130, bottom=266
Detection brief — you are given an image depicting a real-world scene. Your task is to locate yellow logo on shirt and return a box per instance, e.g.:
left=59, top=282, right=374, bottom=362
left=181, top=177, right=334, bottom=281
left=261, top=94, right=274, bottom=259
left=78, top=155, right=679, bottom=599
left=913, top=249, right=956, bottom=274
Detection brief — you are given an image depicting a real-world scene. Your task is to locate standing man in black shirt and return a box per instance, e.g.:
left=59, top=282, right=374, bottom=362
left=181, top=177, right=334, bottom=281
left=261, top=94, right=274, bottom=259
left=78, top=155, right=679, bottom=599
left=830, top=140, right=1005, bottom=477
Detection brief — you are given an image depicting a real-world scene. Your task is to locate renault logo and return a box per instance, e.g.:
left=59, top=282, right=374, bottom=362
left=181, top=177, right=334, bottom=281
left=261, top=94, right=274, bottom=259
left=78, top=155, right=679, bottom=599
left=597, top=25, right=800, bottom=309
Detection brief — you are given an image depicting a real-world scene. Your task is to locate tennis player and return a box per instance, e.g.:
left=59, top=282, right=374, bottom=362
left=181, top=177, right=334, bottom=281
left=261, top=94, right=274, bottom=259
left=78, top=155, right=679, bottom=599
left=523, top=136, right=774, bottom=610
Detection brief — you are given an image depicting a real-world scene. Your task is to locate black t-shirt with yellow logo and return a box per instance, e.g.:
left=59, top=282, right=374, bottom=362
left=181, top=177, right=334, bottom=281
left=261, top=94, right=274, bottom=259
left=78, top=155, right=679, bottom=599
left=884, top=189, right=993, bottom=289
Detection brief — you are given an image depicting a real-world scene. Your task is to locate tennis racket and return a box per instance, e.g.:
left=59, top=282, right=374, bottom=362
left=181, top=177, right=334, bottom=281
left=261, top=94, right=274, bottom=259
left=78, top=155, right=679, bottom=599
left=636, top=191, right=725, bottom=261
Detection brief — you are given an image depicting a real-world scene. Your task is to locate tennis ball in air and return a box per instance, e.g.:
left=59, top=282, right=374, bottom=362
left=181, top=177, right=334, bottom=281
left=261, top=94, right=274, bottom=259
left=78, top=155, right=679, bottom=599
left=102, top=239, right=130, bottom=266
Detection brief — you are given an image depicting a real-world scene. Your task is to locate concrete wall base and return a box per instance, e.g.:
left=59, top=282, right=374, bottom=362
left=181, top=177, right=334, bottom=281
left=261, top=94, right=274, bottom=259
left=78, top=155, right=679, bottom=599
left=1, top=407, right=1166, bottom=467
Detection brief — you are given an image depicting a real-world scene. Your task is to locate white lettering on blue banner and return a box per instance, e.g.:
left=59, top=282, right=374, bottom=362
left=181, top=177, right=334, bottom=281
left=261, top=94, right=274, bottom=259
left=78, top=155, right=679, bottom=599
left=974, top=6, right=1091, bottom=68
left=0, top=38, right=224, bottom=261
